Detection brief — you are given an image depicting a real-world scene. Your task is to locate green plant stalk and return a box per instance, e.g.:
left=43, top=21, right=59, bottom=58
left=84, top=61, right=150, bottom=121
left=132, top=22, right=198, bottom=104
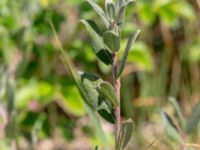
left=112, top=51, right=121, bottom=146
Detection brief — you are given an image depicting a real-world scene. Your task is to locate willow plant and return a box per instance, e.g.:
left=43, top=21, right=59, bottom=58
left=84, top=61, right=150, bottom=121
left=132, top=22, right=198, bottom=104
left=51, top=0, right=139, bottom=149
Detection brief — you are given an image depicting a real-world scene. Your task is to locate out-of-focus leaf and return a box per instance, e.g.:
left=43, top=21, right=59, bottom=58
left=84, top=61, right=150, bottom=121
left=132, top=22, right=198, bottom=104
left=61, top=86, right=86, bottom=116
left=117, top=30, right=140, bottom=78
left=5, top=111, right=17, bottom=139
left=161, top=111, right=181, bottom=143
left=31, top=113, right=46, bottom=150
left=105, top=0, right=115, bottom=21
left=6, top=79, right=15, bottom=115
left=137, top=2, right=155, bottom=25
left=0, top=140, right=11, bottom=150
left=16, top=80, right=54, bottom=108
left=103, top=30, right=120, bottom=51
left=173, top=2, right=195, bottom=21
left=50, top=22, right=110, bottom=149
left=85, top=103, right=110, bottom=150
left=127, top=42, right=153, bottom=71
left=86, top=0, right=110, bottom=28
left=169, top=97, right=185, bottom=129
left=117, top=118, right=134, bottom=150
left=186, top=101, right=200, bottom=134
left=97, top=81, right=119, bottom=107
left=156, top=2, right=178, bottom=27
left=0, top=66, right=8, bottom=98
left=189, top=43, right=200, bottom=63
left=80, top=19, right=113, bottom=65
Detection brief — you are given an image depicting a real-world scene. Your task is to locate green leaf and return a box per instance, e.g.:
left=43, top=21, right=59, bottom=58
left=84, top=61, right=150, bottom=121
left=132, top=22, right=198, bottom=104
left=50, top=22, right=110, bottom=150
left=96, top=49, right=113, bottom=65
left=80, top=72, right=115, bottom=124
left=117, top=119, right=134, bottom=150
left=126, top=42, right=153, bottom=71
left=98, top=108, right=115, bottom=124
left=86, top=0, right=110, bottom=28
left=161, top=111, right=181, bottom=143
left=169, top=97, right=185, bottom=129
left=186, top=101, right=200, bottom=134
left=97, top=81, right=119, bottom=107
left=103, top=30, right=120, bottom=51
left=80, top=72, right=103, bottom=109
left=117, top=30, right=140, bottom=78
left=115, top=0, right=134, bottom=26
left=98, top=98, right=115, bottom=124
left=80, top=19, right=113, bottom=65
left=105, top=0, right=115, bottom=21
left=116, top=0, right=125, bottom=12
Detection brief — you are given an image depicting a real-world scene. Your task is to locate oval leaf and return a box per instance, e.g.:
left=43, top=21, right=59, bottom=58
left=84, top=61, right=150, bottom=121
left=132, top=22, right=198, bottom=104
left=80, top=72, right=115, bottom=123
left=80, top=19, right=113, bottom=65
left=97, top=81, right=119, bottom=107
left=115, top=0, right=134, bottom=26
left=117, top=118, right=134, bottom=149
left=103, top=30, right=120, bottom=51
left=105, top=0, right=116, bottom=21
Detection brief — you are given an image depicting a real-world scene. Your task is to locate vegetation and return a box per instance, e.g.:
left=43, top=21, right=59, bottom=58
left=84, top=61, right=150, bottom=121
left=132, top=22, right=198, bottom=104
left=0, top=0, right=200, bottom=149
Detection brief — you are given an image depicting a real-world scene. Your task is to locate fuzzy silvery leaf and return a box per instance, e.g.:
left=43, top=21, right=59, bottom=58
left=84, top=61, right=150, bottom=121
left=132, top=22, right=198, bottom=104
left=116, top=0, right=125, bottom=12
left=80, top=72, right=115, bottom=123
left=105, top=0, right=115, bottom=22
left=103, top=30, right=120, bottom=51
left=86, top=0, right=110, bottom=28
left=80, top=72, right=103, bottom=109
left=97, top=81, right=119, bottom=107
left=117, top=30, right=140, bottom=78
left=117, top=118, right=134, bottom=149
left=115, top=0, right=135, bottom=26
left=80, top=19, right=113, bottom=65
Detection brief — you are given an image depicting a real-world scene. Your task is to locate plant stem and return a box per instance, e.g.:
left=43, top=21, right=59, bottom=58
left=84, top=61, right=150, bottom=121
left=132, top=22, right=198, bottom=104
left=112, top=52, right=121, bottom=146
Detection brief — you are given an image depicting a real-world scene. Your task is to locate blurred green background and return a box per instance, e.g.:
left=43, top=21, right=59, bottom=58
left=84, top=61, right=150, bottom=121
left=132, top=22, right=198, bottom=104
left=0, top=0, right=200, bottom=149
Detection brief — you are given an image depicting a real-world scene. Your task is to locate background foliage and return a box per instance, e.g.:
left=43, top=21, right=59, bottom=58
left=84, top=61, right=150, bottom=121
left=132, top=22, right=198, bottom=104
left=0, top=0, right=200, bottom=149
